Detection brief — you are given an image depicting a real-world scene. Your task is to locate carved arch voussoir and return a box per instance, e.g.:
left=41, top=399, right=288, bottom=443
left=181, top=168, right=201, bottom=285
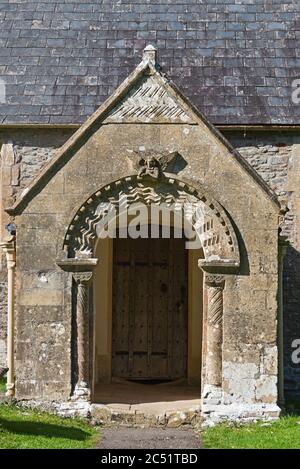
left=63, top=175, right=240, bottom=266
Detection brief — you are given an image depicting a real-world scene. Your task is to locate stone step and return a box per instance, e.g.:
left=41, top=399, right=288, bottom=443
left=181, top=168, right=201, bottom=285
left=90, top=403, right=202, bottom=428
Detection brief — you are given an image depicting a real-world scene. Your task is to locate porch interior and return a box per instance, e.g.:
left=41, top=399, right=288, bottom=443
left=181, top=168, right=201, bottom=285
left=92, top=379, right=201, bottom=414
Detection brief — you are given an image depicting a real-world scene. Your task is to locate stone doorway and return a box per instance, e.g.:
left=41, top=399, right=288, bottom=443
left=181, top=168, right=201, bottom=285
left=112, top=232, right=188, bottom=381
left=93, top=223, right=203, bottom=392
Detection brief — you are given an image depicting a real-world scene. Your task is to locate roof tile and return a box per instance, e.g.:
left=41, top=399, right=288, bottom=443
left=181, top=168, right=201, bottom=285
left=0, top=0, right=299, bottom=124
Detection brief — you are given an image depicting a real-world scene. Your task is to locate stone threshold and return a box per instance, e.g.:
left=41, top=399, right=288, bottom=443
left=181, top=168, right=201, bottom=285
left=90, top=402, right=202, bottom=428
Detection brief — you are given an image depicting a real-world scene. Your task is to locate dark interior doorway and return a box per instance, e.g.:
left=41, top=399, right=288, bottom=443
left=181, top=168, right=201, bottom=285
left=112, top=230, right=188, bottom=380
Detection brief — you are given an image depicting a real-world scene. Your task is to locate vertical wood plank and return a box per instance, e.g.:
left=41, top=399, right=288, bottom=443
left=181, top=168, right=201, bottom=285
left=112, top=231, right=188, bottom=380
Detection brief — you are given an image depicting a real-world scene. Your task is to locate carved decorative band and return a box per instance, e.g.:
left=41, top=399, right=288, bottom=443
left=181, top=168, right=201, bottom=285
left=106, top=75, right=192, bottom=123
left=63, top=177, right=239, bottom=265
left=205, top=274, right=225, bottom=289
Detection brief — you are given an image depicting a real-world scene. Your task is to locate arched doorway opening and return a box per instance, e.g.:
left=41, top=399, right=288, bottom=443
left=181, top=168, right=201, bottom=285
left=92, top=219, right=204, bottom=404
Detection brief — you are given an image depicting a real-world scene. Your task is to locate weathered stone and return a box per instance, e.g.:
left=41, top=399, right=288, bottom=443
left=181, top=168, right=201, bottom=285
left=90, top=404, right=111, bottom=424
left=167, top=415, right=182, bottom=428
left=255, top=376, right=278, bottom=403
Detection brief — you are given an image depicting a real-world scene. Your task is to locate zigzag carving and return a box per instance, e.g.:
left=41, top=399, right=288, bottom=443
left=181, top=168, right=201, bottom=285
left=64, top=177, right=239, bottom=262
left=77, top=186, right=197, bottom=254
left=106, top=75, right=193, bottom=123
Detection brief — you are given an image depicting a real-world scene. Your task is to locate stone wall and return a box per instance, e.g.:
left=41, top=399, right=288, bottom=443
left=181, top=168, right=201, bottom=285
left=0, top=128, right=73, bottom=366
left=224, top=131, right=300, bottom=397
left=0, top=128, right=74, bottom=192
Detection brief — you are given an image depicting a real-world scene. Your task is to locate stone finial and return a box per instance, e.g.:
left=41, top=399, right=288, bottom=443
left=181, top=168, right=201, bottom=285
left=143, top=44, right=157, bottom=65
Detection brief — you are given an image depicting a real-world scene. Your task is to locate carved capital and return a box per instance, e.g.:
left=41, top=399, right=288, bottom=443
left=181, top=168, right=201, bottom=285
left=205, top=274, right=225, bottom=289
left=0, top=239, right=16, bottom=266
left=73, top=271, right=93, bottom=285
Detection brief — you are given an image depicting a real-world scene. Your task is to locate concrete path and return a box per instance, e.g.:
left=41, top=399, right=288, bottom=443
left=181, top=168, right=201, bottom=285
left=97, top=427, right=201, bottom=449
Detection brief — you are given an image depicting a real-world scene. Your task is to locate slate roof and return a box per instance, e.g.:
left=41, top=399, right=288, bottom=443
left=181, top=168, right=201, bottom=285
left=0, top=0, right=299, bottom=125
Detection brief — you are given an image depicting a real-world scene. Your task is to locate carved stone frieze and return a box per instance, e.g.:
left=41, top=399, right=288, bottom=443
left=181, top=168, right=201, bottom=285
left=105, top=75, right=193, bottom=123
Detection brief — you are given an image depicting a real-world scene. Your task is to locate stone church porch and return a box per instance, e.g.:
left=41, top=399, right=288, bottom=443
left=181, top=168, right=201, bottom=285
left=0, top=46, right=285, bottom=426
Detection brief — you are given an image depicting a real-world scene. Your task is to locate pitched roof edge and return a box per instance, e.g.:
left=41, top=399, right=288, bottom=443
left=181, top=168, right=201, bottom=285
left=156, top=70, right=281, bottom=211
left=6, top=48, right=281, bottom=215
left=6, top=59, right=150, bottom=216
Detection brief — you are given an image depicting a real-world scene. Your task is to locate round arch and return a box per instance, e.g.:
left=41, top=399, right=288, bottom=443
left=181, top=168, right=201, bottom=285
left=62, top=175, right=240, bottom=268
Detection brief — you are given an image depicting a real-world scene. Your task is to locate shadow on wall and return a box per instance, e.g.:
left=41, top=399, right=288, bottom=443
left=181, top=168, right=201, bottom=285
left=283, top=245, right=300, bottom=397
left=223, top=206, right=250, bottom=277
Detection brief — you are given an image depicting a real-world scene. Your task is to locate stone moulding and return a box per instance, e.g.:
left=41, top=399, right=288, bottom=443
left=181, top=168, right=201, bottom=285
left=62, top=175, right=241, bottom=268
left=56, top=256, right=98, bottom=272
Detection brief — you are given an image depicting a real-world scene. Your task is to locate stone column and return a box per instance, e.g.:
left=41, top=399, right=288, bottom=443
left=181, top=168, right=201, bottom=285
left=202, top=273, right=225, bottom=404
left=73, top=272, right=93, bottom=400
left=0, top=239, right=16, bottom=397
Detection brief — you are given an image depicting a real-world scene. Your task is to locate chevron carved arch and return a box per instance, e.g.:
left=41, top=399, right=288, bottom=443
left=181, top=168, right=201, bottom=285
left=63, top=175, right=240, bottom=266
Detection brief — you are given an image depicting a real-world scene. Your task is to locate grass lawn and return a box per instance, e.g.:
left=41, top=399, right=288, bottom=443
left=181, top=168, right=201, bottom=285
left=0, top=404, right=99, bottom=449
left=202, top=415, right=300, bottom=449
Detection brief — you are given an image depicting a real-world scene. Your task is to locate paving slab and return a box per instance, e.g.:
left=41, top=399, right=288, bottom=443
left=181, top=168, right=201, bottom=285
left=97, top=427, right=201, bottom=449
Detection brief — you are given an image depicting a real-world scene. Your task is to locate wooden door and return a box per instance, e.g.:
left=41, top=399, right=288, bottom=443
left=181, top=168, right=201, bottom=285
left=112, top=230, right=188, bottom=380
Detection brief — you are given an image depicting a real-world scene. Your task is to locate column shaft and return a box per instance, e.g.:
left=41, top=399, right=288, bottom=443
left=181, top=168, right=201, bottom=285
left=73, top=272, right=92, bottom=399
left=204, top=274, right=225, bottom=397
left=6, top=256, right=15, bottom=396
left=0, top=239, right=16, bottom=397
